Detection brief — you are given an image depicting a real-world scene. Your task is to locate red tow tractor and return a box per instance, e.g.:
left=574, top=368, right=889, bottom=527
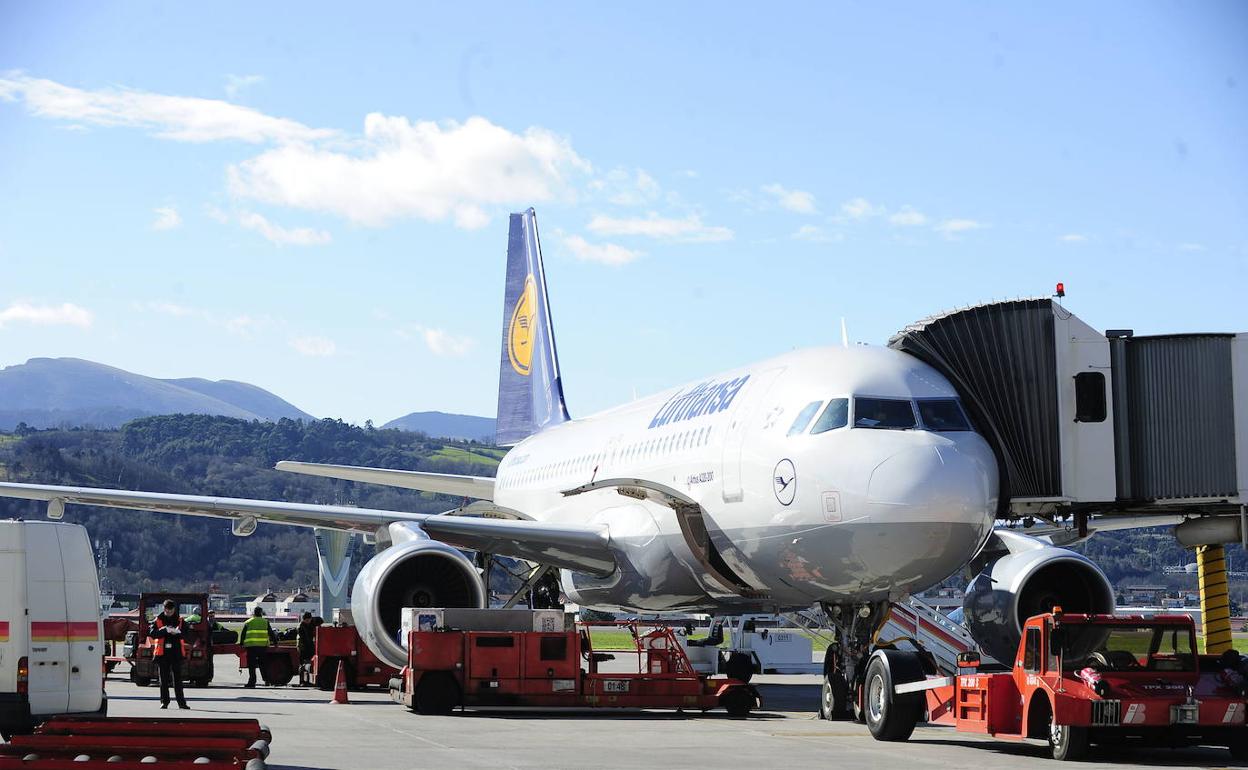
left=392, top=616, right=759, bottom=717
left=862, top=609, right=1248, bottom=761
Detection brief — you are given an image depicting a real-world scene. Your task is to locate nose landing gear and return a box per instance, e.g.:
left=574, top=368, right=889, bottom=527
left=817, top=601, right=890, bottom=722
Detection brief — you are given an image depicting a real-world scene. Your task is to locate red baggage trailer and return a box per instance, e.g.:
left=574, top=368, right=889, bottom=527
left=393, top=622, right=758, bottom=717
left=313, top=624, right=399, bottom=690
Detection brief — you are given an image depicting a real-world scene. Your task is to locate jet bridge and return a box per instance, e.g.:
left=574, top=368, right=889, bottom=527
left=889, top=298, right=1247, bottom=652
left=890, top=297, right=1247, bottom=521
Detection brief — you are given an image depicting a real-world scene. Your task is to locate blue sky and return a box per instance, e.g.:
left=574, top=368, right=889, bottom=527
left=1, top=2, right=1244, bottom=425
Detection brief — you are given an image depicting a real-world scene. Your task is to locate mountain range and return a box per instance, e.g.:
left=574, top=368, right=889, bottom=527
left=381, top=411, right=496, bottom=441
left=0, top=357, right=497, bottom=440
left=0, top=357, right=312, bottom=429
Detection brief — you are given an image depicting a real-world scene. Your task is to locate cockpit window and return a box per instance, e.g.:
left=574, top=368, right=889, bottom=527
left=810, top=398, right=849, bottom=434
left=853, top=398, right=916, bottom=429
left=917, top=399, right=971, bottom=431
left=786, top=401, right=822, bottom=436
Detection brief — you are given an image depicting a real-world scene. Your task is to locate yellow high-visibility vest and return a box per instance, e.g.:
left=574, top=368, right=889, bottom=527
left=241, top=617, right=271, bottom=647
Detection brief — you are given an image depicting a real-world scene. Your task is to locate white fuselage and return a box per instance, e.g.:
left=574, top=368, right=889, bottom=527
left=493, top=345, right=999, bottom=613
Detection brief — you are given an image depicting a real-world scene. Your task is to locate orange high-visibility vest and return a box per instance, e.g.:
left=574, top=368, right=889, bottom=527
left=152, top=615, right=188, bottom=657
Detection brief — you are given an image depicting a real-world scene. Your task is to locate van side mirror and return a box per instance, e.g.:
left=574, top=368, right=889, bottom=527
left=957, top=651, right=981, bottom=669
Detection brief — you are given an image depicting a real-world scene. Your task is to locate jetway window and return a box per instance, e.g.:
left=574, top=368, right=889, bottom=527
left=787, top=401, right=823, bottom=436
left=810, top=399, right=849, bottom=434
left=1074, top=372, right=1106, bottom=422
left=853, top=398, right=916, bottom=430
left=917, top=399, right=971, bottom=431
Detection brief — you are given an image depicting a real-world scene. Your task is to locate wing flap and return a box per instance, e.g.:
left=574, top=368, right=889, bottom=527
left=275, top=461, right=495, bottom=500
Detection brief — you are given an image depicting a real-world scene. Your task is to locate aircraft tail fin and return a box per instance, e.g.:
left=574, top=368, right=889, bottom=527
left=495, top=209, right=570, bottom=445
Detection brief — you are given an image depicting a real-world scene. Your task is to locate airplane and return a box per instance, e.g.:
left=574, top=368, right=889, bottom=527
left=0, top=209, right=1120, bottom=722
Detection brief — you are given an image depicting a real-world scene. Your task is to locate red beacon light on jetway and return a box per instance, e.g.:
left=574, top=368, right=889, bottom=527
left=1054, top=282, right=1065, bottom=298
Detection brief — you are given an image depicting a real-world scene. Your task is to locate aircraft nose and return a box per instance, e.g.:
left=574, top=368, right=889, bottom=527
left=866, top=442, right=997, bottom=528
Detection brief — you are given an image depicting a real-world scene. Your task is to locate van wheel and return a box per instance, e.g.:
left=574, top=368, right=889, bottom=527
left=1049, top=719, right=1089, bottom=761
left=863, top=657, right=922, bottom=742
left=415, top=672, right=460, bottom=715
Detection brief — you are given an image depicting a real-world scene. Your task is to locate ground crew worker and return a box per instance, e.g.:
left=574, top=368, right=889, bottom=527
left=151, top=599, right=190, bottom=709
left=241, top=606, right=277, bottom=688
left=296, top=612, right=321, bottom=686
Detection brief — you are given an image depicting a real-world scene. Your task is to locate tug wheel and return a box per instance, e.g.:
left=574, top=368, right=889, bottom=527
left=863, top=656, right=922, bottom=742
left=1049, top=719, right=1090, bottom=761
left=415, top=672, right=460, bottom=716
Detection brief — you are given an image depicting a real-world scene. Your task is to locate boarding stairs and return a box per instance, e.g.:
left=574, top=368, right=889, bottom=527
left=787, top=597, right=976, bottom=676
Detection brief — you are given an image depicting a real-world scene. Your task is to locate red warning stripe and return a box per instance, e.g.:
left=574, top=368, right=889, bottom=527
left=30, top=621, right=99, bottom=642
left=0, top=621, right=8, bottom=643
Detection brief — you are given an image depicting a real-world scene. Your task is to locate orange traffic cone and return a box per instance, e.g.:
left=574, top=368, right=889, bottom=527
left=330, top=659, right=349, bottom=705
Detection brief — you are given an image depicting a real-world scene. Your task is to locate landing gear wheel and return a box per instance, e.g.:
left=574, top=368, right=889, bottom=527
left=819, top=672, right=851, bottom=720
left=1049, top=719, right=1089, bottom=761
left=722, top=688, right=754, bottom=718
left=863, top=657, right=921, bottom=742
left=414, top=672, right=460, bottom=716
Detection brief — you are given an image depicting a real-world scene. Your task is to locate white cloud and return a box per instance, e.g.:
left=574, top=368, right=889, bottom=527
left=934, top=218, right=987, bottom=238
left=586, top=212, right=732, bottom=242
left=1058, top=233, right=1088, bottom=243
left=0, top=301, right=93, bottom=329
left=840, top=197, right=884, bottom=220
left=761, top=183, right=816, bottom=214
left=791, top=224, right=842, bottom=243
left=889, top=206, right=928, bottom=227
left=563, top=234, right=641, bottom=266
left=0, top=71, right=331, bottom=144
left=224, top=74, right=263, bottom=99
left=151, top=205, right=182, bottom=231
left=1178, top=242, right=1205, bottom=252
left=420, top=327, right=474, bottom=357
left=593, top=168, right=661, bottom=206
left=237, top=211, right=331, bottom=246
left=228, top=114, right=590, bottom=228
left=136, top=300, right=194, bottom=317
left=290, top=336, right=336, bottom=357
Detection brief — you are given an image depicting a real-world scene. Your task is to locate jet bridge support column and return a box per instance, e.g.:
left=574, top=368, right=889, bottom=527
left=1196, top=544, right=1233, bottom=654
left=314, top=528, right=355, bottom=620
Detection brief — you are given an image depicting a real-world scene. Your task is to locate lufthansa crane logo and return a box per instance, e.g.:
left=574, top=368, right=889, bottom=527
left=508, top=275, right=537, bottom=376
left=773, top=459, right=796, bottom=506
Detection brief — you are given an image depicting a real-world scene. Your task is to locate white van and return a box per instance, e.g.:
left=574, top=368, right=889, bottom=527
left=0, top=520, right=106, bottom=738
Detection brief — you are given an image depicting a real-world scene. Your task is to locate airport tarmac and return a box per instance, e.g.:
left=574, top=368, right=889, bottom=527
left=101, top=662, right=1243, bottom=770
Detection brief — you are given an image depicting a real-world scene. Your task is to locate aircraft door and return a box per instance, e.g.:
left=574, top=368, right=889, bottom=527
left=720, top=368, right=785, bottom=503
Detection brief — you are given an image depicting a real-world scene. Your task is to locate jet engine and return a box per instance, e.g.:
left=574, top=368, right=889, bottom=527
left=351, top=526, right=485, bottom=670
left=962, top=532, right=1114, bottom=665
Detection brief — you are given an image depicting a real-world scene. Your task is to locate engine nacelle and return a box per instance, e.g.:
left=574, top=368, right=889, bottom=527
left=963, top=538, right=1114, bottom=665
left=351, top=534, right=485, bottom=669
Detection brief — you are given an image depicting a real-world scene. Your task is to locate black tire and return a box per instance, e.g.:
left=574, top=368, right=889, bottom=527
left=819, top=671, right=851, bottom=720
left=1229, top=736, right=1248, bottom=762
left=721, top=688, right=753, bottom=718
left=414, top=672, right=460, bottom=716
left=863, top=656, right=922, bottom=742
left=723, top=651, right=755, bottom=683
left=130, top=670, right=151, bottom=687
left=1049, top=719, right=1089, bottom=761
left=263, top=654, right=294, bottom=687
left=315, top=658, right=339, bottom=691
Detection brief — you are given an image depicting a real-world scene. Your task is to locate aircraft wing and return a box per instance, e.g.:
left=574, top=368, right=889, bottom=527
left=0, top=481, right=612, bottom=575
left=275, top=461, right=495, bottom=500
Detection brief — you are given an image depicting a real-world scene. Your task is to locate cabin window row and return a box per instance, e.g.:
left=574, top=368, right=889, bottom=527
left=498, top=425, right=716, bottom=489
